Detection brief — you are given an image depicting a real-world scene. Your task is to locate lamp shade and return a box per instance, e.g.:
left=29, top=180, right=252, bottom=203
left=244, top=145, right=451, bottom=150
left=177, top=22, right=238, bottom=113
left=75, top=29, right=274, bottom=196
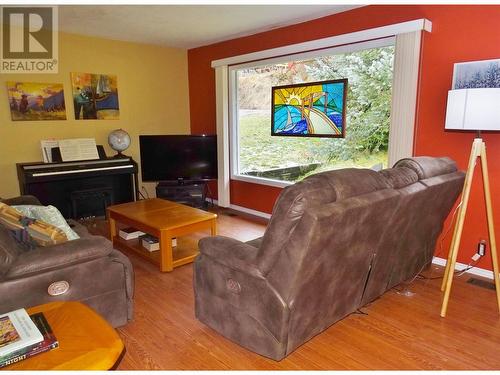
left=445, top=88, right=500, bottom=131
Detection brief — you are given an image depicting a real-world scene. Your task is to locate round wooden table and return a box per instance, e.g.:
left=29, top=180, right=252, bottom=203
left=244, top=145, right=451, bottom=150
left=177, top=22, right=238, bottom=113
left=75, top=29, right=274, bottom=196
left=3, top=302, right=124, bottom=370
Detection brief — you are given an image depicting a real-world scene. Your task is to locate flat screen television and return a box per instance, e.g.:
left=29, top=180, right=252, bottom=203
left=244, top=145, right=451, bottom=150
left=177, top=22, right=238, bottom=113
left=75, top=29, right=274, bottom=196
left=139, top=135, right=217, bottom=182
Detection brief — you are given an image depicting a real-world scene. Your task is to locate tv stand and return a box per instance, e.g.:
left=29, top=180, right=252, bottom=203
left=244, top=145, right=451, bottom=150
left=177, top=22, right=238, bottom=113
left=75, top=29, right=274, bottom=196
left=156, top=180, right=208, bottom=209
left=175, top=178, right=191, bottom=185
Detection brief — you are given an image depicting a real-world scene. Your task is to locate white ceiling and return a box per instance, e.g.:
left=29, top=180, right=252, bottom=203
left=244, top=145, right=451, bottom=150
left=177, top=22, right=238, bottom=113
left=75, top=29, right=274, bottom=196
left=59, top=5, right=361, bottom=49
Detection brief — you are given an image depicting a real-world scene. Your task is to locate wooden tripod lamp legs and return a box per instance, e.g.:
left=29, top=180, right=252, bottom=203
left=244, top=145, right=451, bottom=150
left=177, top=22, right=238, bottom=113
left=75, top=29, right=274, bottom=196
left=440, top=138, right=500, bottom=317
left=480, top=142, right=500, bottom=313
left=440, top=139, right=480, bottom=298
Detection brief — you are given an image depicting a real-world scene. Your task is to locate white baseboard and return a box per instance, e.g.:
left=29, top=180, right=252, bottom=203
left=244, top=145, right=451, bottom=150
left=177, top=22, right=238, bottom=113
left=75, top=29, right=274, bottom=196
left=208, top=198, right=271, bottom=219
left=229, top=203, right=271, bottom=220
left=432, top=256, right=493, bottom=280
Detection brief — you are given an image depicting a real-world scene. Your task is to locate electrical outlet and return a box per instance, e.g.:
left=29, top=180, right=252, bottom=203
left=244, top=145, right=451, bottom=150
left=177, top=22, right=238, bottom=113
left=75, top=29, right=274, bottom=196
left=478, top=240, right=487, bottom=256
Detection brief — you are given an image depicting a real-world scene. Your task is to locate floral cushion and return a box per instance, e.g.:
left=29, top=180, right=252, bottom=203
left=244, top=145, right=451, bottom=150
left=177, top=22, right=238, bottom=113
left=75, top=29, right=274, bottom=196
left=0, top=203, right=68, bottom=248
left=12, top=205, right=80, bottom=241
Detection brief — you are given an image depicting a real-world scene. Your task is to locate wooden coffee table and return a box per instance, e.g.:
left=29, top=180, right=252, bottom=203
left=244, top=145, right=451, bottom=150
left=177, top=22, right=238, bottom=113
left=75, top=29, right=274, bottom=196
left=107, top=198, right=217, bottom=272
left=3, top=302, right=124, bottom=370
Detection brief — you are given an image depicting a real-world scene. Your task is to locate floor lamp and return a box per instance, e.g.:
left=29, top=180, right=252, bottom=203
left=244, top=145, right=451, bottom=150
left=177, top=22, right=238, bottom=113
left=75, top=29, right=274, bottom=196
left=440, top=87, right=500, bottom=317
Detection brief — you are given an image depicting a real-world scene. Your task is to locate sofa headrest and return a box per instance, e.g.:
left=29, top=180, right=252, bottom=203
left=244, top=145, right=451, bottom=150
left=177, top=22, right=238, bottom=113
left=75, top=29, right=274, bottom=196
left=257, top=168, right=390, bottom=274
left=1, top=195, right=41, bottom=206
left=257, top=173, right=337, bottom=273
left=393, top=157, right=457, bottom=180
left=379, top=167, right=419, bottom=189
left=316, top=168, right=391, bottom=201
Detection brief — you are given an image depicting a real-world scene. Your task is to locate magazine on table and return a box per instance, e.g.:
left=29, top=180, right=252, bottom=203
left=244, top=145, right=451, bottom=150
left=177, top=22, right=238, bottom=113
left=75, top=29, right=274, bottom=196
left=140, top=235, right=177, bottom=251
left=0, top=309, right=43, bottom=358
left=0, top=312, right=59, bottom=368
left=119, top=227, right=145, bottom=240
left=141, top=234, right=160, bottom=251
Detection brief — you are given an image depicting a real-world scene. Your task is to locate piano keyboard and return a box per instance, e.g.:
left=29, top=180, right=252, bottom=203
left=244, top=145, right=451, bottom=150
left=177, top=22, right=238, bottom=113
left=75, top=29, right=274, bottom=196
left=32, top=164, right=134, bottom=177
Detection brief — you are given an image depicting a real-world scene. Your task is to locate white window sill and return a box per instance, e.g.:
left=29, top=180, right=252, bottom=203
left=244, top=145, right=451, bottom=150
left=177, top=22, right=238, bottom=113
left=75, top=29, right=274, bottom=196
left=231, top=174, right=294, bottom=189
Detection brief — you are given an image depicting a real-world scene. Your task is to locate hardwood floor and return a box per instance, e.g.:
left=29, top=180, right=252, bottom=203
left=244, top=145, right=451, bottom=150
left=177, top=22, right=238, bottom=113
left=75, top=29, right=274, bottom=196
left=93, top=208, right=500, bottom=370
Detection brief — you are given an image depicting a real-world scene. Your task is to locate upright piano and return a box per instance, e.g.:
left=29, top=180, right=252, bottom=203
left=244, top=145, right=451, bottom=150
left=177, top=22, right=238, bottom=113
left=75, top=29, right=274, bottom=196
left=17, top=157, right=138, bottom=219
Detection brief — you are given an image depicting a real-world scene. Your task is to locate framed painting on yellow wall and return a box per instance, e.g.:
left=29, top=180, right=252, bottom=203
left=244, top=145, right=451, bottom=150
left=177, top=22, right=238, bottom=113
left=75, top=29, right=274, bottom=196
left=70, top=72, right=120, bottom=120
left=6, top=82, right=66, bottom=121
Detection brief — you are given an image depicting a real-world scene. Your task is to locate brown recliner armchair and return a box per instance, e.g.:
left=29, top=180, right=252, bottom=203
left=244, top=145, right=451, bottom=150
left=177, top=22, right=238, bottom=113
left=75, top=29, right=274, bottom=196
left=194, top=157, right=465, bottom=360
left=0, top=195, right=134, bottom=328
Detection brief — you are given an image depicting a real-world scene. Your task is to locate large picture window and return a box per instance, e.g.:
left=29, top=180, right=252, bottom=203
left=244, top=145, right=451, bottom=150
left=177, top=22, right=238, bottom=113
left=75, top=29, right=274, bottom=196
left=230, top=41, right=395, bottom=186
left=214, top=20, right=430, bottom=207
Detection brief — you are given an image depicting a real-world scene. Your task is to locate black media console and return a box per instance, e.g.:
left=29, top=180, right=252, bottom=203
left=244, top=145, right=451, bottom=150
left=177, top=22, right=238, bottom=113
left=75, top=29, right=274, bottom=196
left=155, top=180, right=208, bottom=209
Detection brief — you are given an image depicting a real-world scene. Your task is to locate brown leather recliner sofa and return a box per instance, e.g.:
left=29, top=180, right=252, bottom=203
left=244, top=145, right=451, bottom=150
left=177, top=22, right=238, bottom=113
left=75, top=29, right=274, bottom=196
left=194, top=156, right=465, bottom=360
left=0, top=195, right=134, bottom=327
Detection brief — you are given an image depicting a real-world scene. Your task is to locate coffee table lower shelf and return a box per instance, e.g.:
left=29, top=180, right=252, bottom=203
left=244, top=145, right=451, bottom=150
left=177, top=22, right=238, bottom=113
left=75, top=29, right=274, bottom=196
left=112, top=236, right=199, bottom=269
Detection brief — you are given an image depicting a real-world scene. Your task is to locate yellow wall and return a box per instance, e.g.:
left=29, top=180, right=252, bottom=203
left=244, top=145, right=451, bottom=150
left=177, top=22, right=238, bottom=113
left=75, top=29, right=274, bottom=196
left=0, top=32, right=190, bottom=198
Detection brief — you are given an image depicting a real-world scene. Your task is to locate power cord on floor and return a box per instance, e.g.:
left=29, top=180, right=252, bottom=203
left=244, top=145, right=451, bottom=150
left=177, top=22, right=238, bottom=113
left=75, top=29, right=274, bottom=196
left=395, top=261, right=479, bottom=296
left=395, top=259, right=480, bottom=296
left=455, top=260, right=478, bottom=277
left=417, top=258, right=480, bottom=281
left=396, top=199, right=465, bottom=291
left=436, top=200, right=463, bottom=259
left=354, top=308, right=368, bottom=316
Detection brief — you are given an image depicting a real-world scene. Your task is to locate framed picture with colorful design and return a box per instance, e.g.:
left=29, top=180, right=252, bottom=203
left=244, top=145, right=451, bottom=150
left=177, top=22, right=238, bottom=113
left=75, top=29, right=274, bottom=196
left=271, top=78, right=347, bottom=138
left=70, top=72, right=119, bottom=120
left=6, top=82, right=66, bottom=121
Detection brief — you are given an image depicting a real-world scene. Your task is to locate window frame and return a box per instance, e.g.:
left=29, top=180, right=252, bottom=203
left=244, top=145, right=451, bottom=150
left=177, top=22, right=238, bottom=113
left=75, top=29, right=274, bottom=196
left=228, top=37, right=396, bottom=188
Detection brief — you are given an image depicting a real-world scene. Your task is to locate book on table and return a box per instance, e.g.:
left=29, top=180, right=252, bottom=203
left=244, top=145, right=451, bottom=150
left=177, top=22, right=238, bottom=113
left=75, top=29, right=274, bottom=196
left=141, top=234, right=160, bottom=252
left=140, top=235, right=178, bottom=251
left=0, top=309, right=43, bottom=358
left=0, top=312, right=59, bottom=368
left=119, top=227, right=145, bottom=240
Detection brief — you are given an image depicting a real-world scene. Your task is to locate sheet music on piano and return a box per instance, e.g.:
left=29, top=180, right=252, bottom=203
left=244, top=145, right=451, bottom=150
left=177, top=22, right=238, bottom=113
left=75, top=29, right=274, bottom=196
left=40, top=139, right=59, bottom=163
left=58, top=138, right=100, bottom=162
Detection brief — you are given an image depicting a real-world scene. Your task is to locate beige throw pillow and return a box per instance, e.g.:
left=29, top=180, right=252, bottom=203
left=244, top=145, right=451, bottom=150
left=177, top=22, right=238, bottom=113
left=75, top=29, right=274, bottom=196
left=0, top=202, right=68, bottom=247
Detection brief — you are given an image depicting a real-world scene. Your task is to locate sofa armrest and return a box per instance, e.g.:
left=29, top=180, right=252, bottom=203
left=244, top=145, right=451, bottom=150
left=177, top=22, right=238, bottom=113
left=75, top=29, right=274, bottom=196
left=1, top=195, right=41, bottom=206
left=195, top=237, right=289, bottom=351
left=198, top=236, right=262, bottom=276
left=66, top=219, right=92, bottom=238
left=245, top=236, right=263, bottom=249
left=5, top=236, right=113, bottom=279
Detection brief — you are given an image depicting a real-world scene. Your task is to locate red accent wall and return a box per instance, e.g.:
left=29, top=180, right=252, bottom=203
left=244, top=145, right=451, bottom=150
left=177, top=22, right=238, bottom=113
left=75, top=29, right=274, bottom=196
left=188, top=5, right=500, bottom=269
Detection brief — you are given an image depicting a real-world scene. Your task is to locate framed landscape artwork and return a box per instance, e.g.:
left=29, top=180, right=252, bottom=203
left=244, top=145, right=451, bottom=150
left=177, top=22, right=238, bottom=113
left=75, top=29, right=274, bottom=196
left=452, top=58, right=500, bottom=89
left=70, top=72, right=120, bottom=120
left=271, top=79, right=347, bottom=137
left=6, top=82, right=66, bottom=121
